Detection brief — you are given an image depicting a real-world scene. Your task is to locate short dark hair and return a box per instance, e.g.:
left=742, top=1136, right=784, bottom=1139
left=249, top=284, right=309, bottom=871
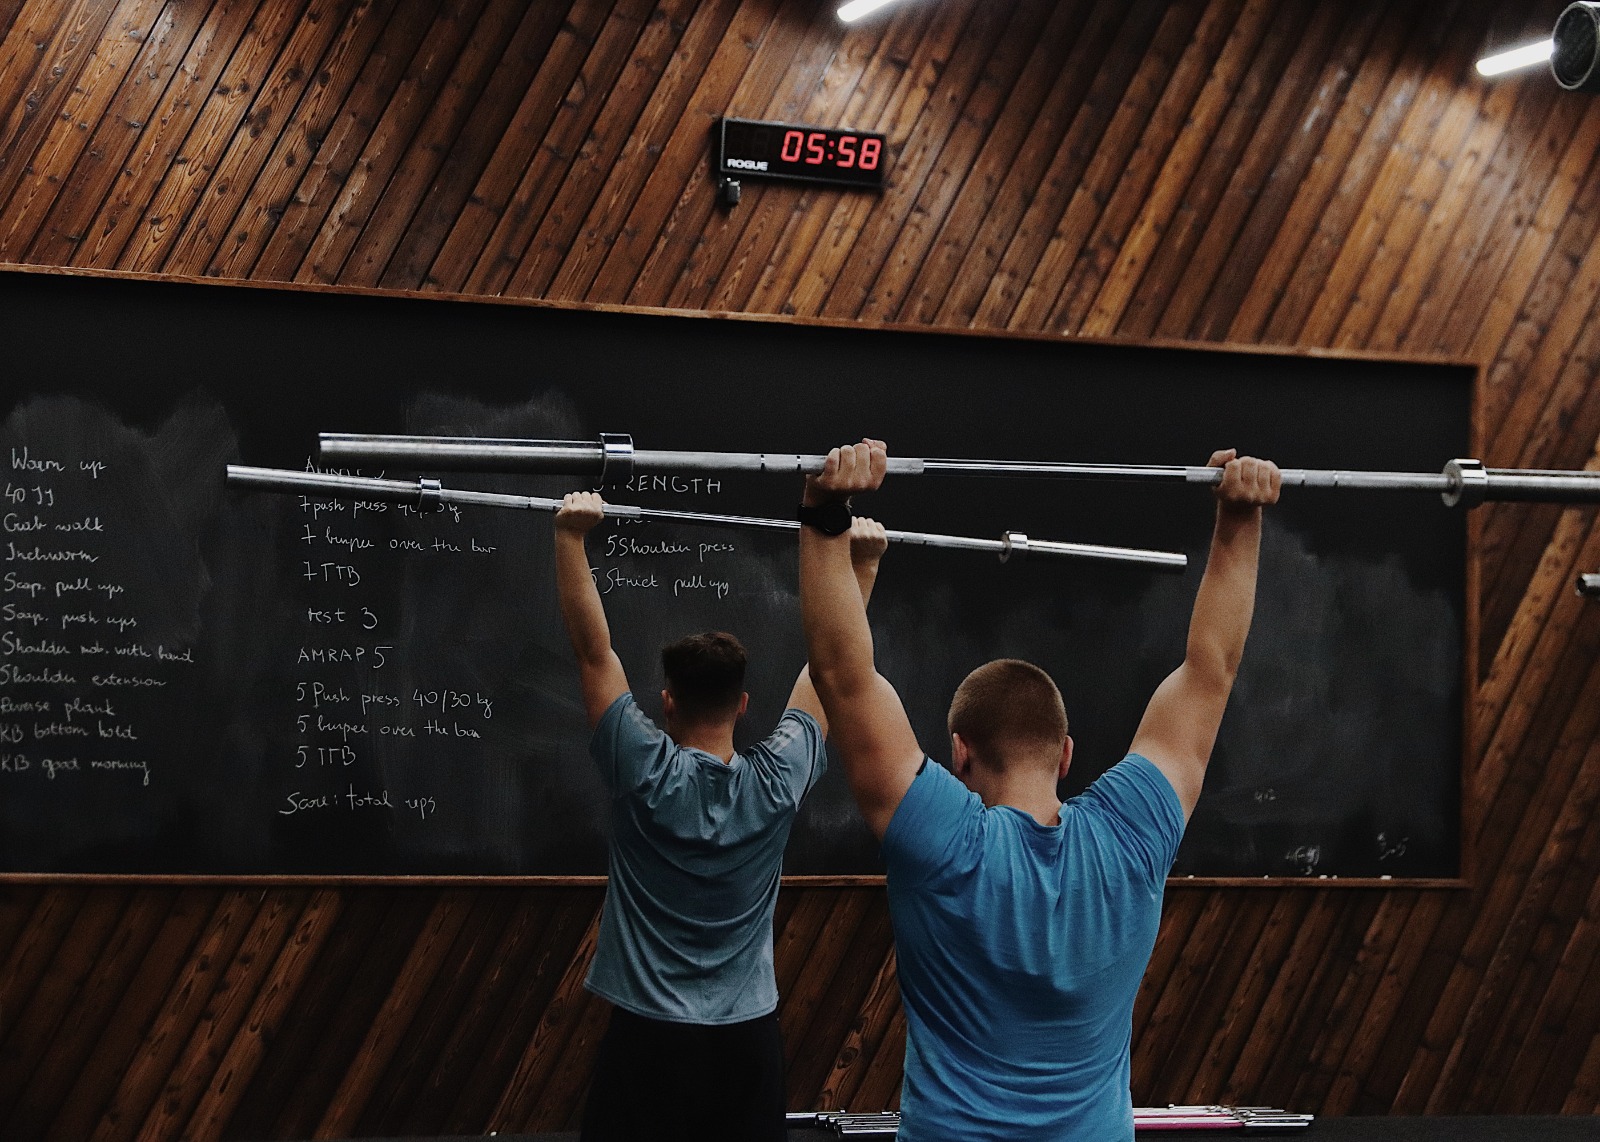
left=947, top=659, right=1068, bottom=771
left=661, top=631, right=747, bottom=722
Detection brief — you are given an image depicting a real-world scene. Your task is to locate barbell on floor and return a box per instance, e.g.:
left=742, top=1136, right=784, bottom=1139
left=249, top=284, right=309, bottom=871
left=316, top=433, right=1600, bottom=508
left=225, top=466, right=1189, bottom=571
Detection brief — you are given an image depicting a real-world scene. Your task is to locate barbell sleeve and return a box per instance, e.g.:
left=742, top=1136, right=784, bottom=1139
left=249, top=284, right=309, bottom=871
left=314, top=434, right=1600, bottom=507
left=317, top=433, right=928, bottom=477
left=225, top=466, right=1187, bottom=571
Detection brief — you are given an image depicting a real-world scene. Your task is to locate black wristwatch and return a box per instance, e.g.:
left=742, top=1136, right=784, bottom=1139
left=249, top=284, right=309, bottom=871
left=797, top=500, right=853, bottom=536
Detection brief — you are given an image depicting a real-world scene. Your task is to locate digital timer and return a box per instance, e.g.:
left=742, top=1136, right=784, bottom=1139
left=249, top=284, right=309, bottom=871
left=716, top=117, right=888, bottom=190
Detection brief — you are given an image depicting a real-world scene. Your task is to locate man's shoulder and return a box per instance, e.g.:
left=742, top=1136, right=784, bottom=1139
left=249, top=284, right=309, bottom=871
left=1064, top=753, right=1187, bottom=884
left=881, top=761, right=985, bottom=882
left=757, top=707, right=825, bottom=757
left=1073, top=753, right=1183, bottom=818
left=593, top=691, right=651, bottom=741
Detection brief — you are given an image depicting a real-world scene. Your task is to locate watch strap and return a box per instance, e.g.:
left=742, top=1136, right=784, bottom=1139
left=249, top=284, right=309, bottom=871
left=797, top=500, right=853, bottom=536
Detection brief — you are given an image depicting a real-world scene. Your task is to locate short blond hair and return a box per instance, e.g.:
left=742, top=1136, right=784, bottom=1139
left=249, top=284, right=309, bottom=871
left=947, top=659, right=1068, bottom=771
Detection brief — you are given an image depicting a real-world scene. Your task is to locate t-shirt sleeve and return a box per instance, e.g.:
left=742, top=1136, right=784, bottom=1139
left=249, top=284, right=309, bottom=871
left=1078, top=753, right=1187, bottom=887
left=589, top=692, right=667, bottom=795
left=762, top=709, right=827, bottom=802
left=880, top=760, right=984, bottom=889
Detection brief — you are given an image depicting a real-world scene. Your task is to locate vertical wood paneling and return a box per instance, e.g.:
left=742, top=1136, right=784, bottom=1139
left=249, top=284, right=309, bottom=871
left=4, top=1, right=1600, bottom=1135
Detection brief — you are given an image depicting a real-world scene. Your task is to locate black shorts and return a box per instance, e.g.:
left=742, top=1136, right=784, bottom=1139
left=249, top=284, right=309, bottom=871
left=579, top=1004, right=787, bottom=1142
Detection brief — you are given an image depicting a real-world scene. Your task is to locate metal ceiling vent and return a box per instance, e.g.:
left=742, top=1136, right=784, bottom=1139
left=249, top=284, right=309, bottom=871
left=1553, top=2, right=1600, bottom=91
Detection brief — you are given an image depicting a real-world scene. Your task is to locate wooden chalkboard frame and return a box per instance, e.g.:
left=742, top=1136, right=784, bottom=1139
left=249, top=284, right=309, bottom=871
left=0, top=263, right=1479, bottom=889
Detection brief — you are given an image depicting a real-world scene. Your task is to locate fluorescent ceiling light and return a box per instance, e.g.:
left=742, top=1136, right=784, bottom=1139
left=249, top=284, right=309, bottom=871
left=838, top=0, right=899, bottom=22
left=1476, top=39, right=1554, bottom=76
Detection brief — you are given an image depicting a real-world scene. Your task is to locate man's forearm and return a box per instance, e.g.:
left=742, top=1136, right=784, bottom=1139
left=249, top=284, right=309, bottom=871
left=853, top=559, right=879, bottom=607
left=555, top=530, right=612, bottom=663
left=1186, top=505, right=1262, bottom=684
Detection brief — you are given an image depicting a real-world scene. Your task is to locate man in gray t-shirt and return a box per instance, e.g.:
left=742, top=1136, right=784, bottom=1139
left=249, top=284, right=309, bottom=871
left=552, top=491, right=885, bottom=1142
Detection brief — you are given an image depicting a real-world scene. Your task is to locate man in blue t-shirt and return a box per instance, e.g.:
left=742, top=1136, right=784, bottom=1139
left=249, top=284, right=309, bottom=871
left=552, top=491, right=886, bottom=1142
left=797, top=440, right=1280, bottom=1141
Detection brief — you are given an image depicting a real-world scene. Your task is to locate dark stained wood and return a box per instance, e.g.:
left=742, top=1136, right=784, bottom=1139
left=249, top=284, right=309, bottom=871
left=1002, top=0, right=1209, bottom=330
left=809, top=0, right=1015, bottom=320
left=243, top=0, right=449, bottom=281
left=0, top=0, right=122, bottom=229
left=84, top=891, right=262, bottom=1141
left=5, top=889, right=169, bottom=1140
left=1072, top=0, right=1275, bottom=336
left=501, top=0, right=702, bottom=300
left=0, top=0, right=169, bottom=257
left=1129, top=0, right=1340, bottom=340
left=76, top=0, right=315, bottom=268
left=599, top=0, right=793, bottom=306
left=376, top=2, right=574, bottom=289
left=43, top=889, right=222, bottom=1142
left=353, top=889, right=508, bottom=1132
left=4, top=0, right=1600, bottom=1134
left=484, top=908, right=601, bottom=1129
left=739, top=0, right=970, bottom=316
left=202, top=0, right=406, bottom=278
left=850, top=0, right=1060, bottom=323
left=31, top=0, right=254, bottom=268
left=454, top=0, right=656, bottom=296
left=123, top=0, right=364, bottom=274
left=696, top=0, right=879, bottom=312
left=125, top=889, right=309, bottom=1140
left=225, top=889, right=431, bottom=1140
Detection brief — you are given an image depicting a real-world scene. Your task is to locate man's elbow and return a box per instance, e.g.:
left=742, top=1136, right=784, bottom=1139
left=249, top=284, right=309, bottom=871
left=1183, top=646, right=1241, bottom=695
left=575, top=645, right=618, bottom=674
left=809, top=661, right=874, bottom=705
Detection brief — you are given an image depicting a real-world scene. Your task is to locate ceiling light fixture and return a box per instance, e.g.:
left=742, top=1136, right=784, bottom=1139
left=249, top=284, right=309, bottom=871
left=1475, top=38, right=1554, bottom=77
left=838, top=0, right=900, bottom=23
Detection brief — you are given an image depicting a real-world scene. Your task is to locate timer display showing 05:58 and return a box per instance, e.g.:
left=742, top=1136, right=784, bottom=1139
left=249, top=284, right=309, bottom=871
left=716, top=117, right=887, bottom=189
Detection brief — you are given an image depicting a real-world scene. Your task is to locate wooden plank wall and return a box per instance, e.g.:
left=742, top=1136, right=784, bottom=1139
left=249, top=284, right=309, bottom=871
left=3, top=0, right=1600, bottom=1135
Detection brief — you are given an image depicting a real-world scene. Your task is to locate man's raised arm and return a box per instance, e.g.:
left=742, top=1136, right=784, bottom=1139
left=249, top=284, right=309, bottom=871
left=554, top=492, right=630, bottom=728
left=798, top=441, right=923, bottom=838
left=1131, top=450, right=1280, bottom=818
left=786, top=516, right=889, bottom=735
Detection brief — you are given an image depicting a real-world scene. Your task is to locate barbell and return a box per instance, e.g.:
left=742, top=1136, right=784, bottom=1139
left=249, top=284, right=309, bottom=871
left=1580, top=573, right=1600, bottom=599
left=316, top=433, right=1600, bottom=508
left=224, top=466, right=1189, bottom=571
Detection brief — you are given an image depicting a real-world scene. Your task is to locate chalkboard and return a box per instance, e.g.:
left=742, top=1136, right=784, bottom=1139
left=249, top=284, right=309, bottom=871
left=0, top=267, right=1470, bottom=878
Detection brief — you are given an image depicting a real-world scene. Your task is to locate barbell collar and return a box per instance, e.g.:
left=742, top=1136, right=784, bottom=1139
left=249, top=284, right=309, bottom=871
left=598, top=433, right=634, bottom=487
left=1442, top=458, right=1488, bottom=509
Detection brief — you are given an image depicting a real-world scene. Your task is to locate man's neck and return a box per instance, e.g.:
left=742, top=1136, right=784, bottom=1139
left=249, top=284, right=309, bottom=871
left=970, top=771, right=1063, bottom=827
left=668, top=721, right=737, bottom=762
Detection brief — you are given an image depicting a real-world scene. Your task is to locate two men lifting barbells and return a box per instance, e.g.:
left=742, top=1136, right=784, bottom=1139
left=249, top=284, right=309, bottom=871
left=552, top=442, right=1280, bottom=1141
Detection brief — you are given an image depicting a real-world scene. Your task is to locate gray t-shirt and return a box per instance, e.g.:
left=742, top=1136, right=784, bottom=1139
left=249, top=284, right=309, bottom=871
left=584, top=692, right=827, bottom=1024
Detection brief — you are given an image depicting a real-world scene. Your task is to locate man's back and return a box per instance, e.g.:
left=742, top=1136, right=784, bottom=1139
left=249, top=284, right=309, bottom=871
left=880, top=754, right=1185, bottom=1141
left=794, top=440, right=1276, bottom=1142
left=586, top=692, right=827, bottom=1024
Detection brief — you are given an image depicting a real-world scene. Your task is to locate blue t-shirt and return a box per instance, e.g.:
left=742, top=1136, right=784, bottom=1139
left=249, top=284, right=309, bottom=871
left=585, top=692, right=828, bottom=1024
left=881, top=753, right=1185, bottom=1141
